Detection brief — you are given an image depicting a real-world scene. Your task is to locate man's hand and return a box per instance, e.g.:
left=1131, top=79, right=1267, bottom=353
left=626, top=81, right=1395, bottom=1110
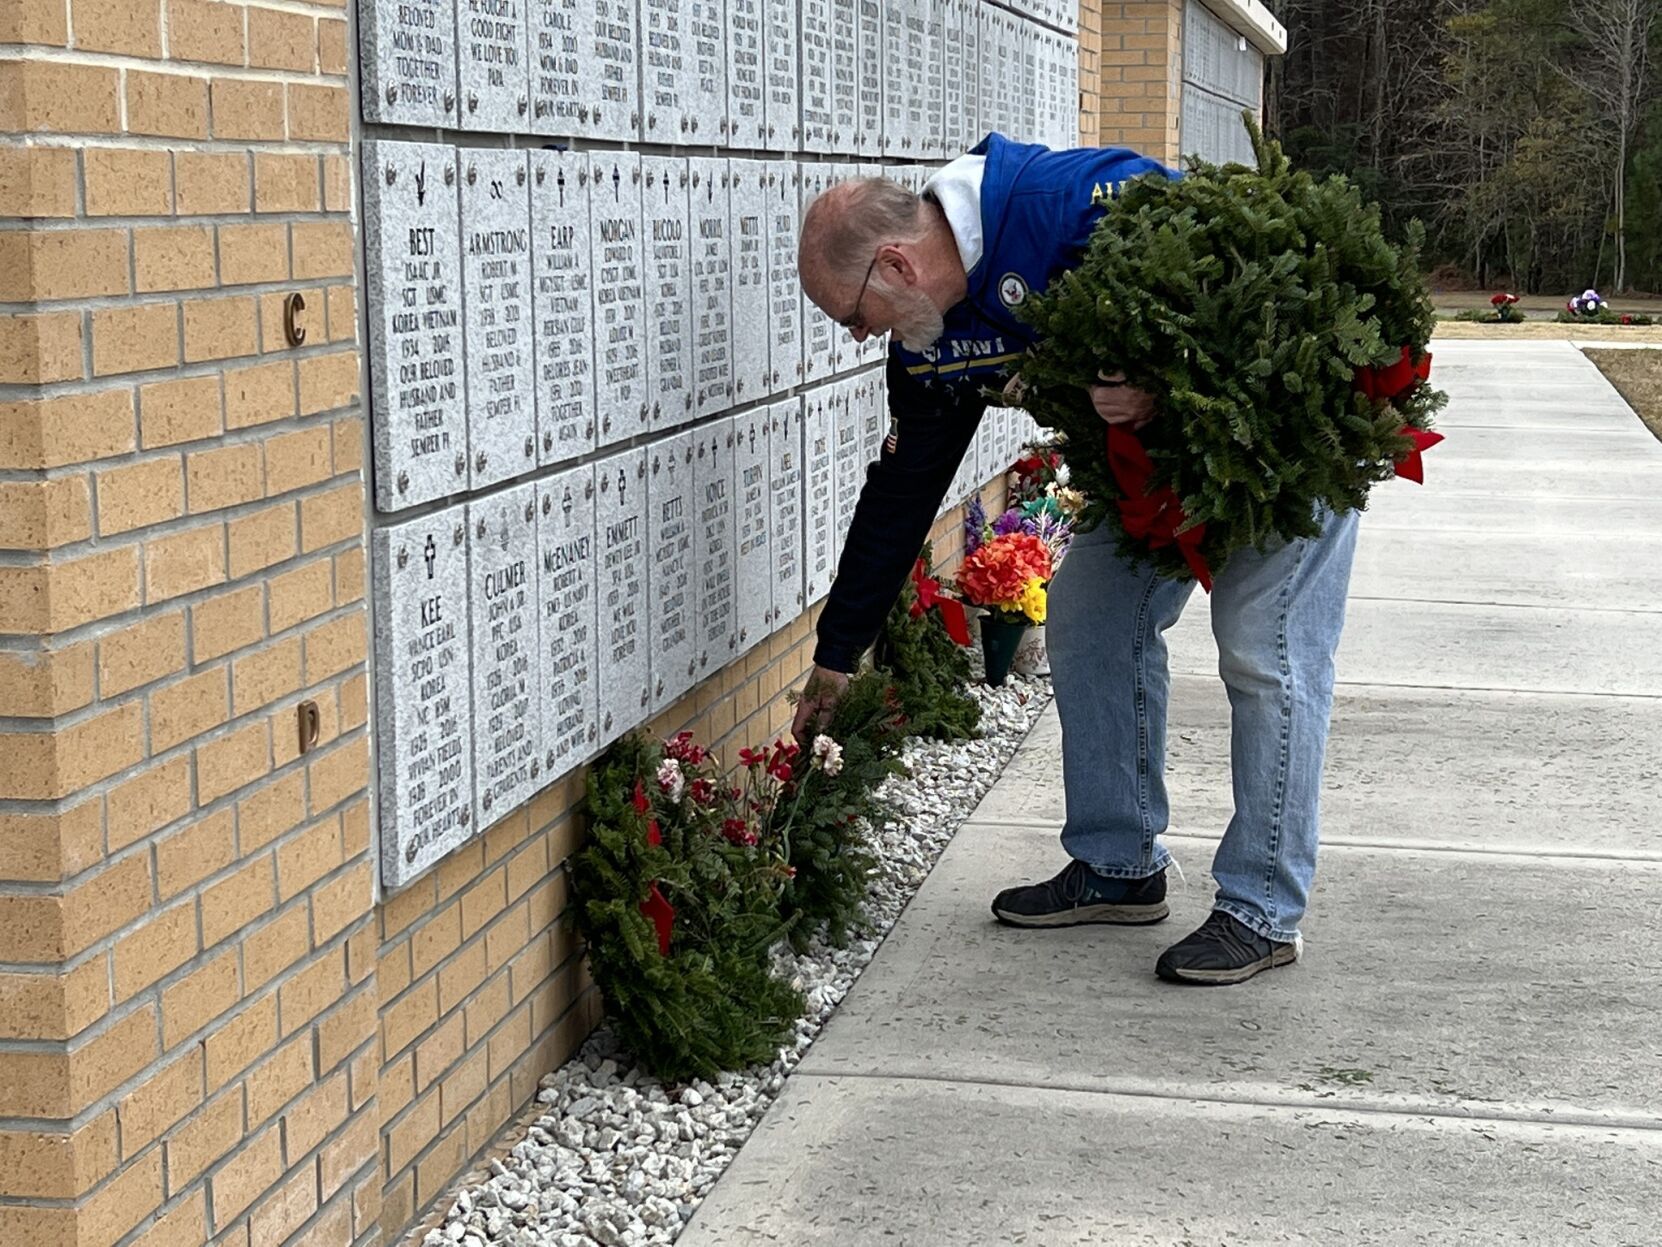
left=1089, top=371, right=1155, bottom=429
left=791, top=665, right=850, bottom=743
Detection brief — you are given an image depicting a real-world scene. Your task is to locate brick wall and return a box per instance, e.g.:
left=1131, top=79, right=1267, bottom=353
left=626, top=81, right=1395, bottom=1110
left=1081, top=1, right=1184, bottom=165
left=0, top=2, right=380, bottom=1244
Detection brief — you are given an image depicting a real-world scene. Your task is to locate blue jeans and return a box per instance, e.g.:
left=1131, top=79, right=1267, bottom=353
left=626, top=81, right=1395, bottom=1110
left=1045, top=509, right=1360, bottom=943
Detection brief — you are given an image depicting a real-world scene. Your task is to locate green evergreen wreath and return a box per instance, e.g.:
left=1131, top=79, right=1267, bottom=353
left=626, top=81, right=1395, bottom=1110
left=872, top=543, right=982, bottom=743
left=1013, top=116, right=1447, bottom=582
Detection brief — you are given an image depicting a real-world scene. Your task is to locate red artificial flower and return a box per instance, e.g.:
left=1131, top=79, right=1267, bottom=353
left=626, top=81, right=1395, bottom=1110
left=1621, top=314, right=1633, bottom=325
left=738, top=747, right=766, bottom=768
left=1490, top=292, right=1519, bottom=306
left=721, top=818, right=758, bottom=846
left=664, top=730, right=706, bottom=765
left=631, top=778, right=650, bottom=815
left=958, top=533, right=1053, bottom=608
left=689, top=777, right=716, bottom=806
left=769, top=761, right=794, bottom=783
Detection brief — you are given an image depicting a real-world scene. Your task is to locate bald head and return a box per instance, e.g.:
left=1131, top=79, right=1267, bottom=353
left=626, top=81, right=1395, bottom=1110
left=799, top=178, right=929, bottom=288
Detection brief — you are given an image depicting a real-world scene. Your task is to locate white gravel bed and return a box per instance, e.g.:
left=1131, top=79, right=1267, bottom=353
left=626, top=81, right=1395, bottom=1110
left=420, top=674, right=1052, bottom=1247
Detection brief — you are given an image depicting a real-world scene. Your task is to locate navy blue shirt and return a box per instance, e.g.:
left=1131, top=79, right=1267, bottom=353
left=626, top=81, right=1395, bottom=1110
left=813, top=134, right=1176, bottom=672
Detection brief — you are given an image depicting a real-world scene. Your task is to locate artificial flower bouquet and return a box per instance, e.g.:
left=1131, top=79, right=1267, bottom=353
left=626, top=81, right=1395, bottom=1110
left=957, top=513, right=1055, bottom=627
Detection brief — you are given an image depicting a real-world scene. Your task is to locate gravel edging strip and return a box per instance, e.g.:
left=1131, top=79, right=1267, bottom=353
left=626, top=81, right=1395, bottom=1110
left=417, top=674, right=1054, bottom=1247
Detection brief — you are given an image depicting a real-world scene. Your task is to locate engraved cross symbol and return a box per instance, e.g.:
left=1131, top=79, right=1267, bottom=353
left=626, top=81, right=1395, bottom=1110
left=612, top=165, right=621, bottom=198
left=616, top=467, right=628, bottom=504
left=415, top=161, right=428, bottom=206
left=561, top=487, right=574, bottom=519
left=423, top=534, right=437, bottom=579
left=557, top=169, right=566, bottom=207
left=748, top=425, right=757, bottom=453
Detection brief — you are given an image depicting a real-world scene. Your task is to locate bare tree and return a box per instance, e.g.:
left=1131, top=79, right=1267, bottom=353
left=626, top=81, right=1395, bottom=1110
left=1565, top=0, right=1658, bottom=290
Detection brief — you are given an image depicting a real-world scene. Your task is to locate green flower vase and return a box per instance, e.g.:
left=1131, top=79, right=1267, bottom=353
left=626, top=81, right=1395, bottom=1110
left=979, top=616, right=1030, bottom=687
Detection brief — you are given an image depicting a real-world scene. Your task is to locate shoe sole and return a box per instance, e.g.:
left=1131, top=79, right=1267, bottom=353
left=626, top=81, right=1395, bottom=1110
left=992, top=900, right=1170, bottom=928
left=1155, top=943, right=1298, bottom=985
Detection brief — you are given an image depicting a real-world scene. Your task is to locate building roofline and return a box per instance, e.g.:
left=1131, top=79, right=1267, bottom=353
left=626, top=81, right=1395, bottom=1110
left=1197, top=0, right=1289, bottom=57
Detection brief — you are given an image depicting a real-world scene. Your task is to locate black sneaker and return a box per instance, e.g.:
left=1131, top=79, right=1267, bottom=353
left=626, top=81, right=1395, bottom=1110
left=1155, top=911, right=1297, bottom=985
left=991, top=860, right=1169, bottom=928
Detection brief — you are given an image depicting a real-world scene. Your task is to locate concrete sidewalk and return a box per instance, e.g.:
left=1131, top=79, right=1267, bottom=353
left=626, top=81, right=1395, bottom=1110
left=679, top=340, right=1662, bottom=1246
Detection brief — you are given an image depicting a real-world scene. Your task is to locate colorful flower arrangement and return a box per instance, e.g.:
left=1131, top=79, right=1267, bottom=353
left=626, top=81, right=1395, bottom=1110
left=1554, top=288, right=1654, bottom=326
left=957, top=526, right=1055, bottom=626
left=1567, top=288, right=1606, bottom=318
left=1005, top=448, right=1065, bottom=506
left=1489, top=291, right=1524, bottom=322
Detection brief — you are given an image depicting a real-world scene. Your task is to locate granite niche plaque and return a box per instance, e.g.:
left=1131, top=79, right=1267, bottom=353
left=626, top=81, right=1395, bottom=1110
left=727, top=0, right=766, bottom=148
left=768, top=397, right=805, bottom=628
left=373, top=509, right=474, bottom=890
left=922, top=0, right=945, bottom=159
left=764, top=162, right=802, bottom=395
left=798, top=164, right=837, bottom=384
left=799, top=0, right=834, bottom=152
left=830, top=377, right=862, bottom=564
left=640, top=0, right=727, bottom=143
left=456, top=0, right=528, bottom=131
left=960, top=0, right=981, bottom=145
left=858, top=367, right=885, bottom=465
left=595, top=447, right=650, bottom=743
left=903, top=1, right=928, bottom=156
left=641, top=155, right=694, bottom=431
left=360, top=0, right=459, bottom=127
left=648, top=431, right=699, bottom=713
left=536, top=464, right=599, bottom=783
left=587, top=0, right=642, bottom=140
left=763, top=0, right=799, bottom=151
left=856, top=0, right=885, bottom=156
left=830, top=0, right=859, bottom=150
left=883, top=0, right=910, bottom=156
left=467, top=481, right=541, bottom=832
left=690, top=158, right=734, bottom=416
left=363, top=140, right=467, bottom=513
left=693, top=418, right=737, bottom=676
left=942, top=0, right=965, bottom=156
left=530, top=149, right=595, bottom=467
left=729, top=159, right=770, bottom=405
left=589, top=152, right=648, bottom=447
left=462, top=150, right=535, bottom=491
left=733, top=407, right=772, bottom=655
left=527, top=0, right=583, bottom=135
left=802, top=387, right=836, bottom=604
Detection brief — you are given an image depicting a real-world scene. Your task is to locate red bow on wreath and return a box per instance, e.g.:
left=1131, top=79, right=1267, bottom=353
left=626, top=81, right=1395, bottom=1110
left=632, top=778, right=675, bottom=956
left=1354, top=346, right=1445, bottom=483
left=1105, top=425, right=1214, bottom=592
left=909, top=559, right=972, bottom=646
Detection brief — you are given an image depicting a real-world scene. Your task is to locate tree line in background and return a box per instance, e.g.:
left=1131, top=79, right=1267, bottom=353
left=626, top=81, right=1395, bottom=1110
left=1263, top=0, right=1660, bottom=294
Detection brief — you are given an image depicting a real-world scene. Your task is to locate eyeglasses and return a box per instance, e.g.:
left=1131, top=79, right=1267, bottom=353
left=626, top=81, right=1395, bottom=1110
left=838, top=252, right=880, bottom=330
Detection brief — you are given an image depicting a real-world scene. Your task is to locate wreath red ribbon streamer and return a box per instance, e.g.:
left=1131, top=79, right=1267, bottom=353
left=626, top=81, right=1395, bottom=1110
left=1354, top=346, right=1445, bottom=483
left=632, top=778, right=675, bottom=956
left=1105, top=425, right=1214, bottom=592
left=909, top=559, right=972, bottom=646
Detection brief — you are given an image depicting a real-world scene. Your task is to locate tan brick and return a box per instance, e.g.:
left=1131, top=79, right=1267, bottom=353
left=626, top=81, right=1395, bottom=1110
left=414, top=1011, right=464, bottom=1093
left=384, top=1088, right=438, bottom=1175
left=145, top=521, right=226, bottom=603
left=155, top=806, right=234, bottom=900
left=316, top=984, right=373, bottom=1074
left=78, top=1144, right=162, bottom=1247
left=175, top=150, right=250, bottom=215
left=0, top=478, right=92, bottom=552
left=186, top=440, right=264, bottom=515
left=169, top=0, right=245, bottom=64
left=241, top=901, right=307, bottom=989
left=440, top=1045, right=487, bottom=1125
left=134, top=225, right=215, bottom=294
left=190, top=583, right=265, bottom=662
left=73, top=0, right=161, bottom=54
left=249, top=1162, right=317, bottom=1247
left=204, top=991, right=275, bottom=1092
left=114, top=899, right=199, bottom=1000
left=93, top=302, right=179, bottom=379
left=183, top=294, right=257, bottom=364
left=232, top=636, right=300, bottom=716
left=2, top=388, right=132, bottom=471
left=381, top=976, right=437, bottom=1061
left=237, top=770, right=305, bottom=853
left=218, top=222, right=289, bottom=288
left=344, top=915, right=372, bottom=982
left=0, top=796, right=100, bottom=886
left=85, top=147, right=173, bottom=217
left=277, top=946, right=343, bottom=1040
left=128, top=1190, right=206, bottom=1247
left=0, top=227, right=129, bottom=301
left=326, top=284, right=357, bottom=342
left=308, top=862, right=368, bottom=951
left=139, top=374, right=221, bottom=448
left=247, top=5, right=314, bottom=71
left=320, top=1110, right=375, bottom=1203
left=410, top=906, right=461, bottom=983
left=0, top=145, right=76, bottom=217
left=290, top=221, right=352, bottom=280
left=252, top=152, right=318, bottom=213
left=209, top=1124, right=282, bottom=1227
left=294, top=1196, right=351, bottom=1247
left=0, top=697, right=145, bottom=800
left=261, top=427, right=330, bottom=498
left=161, top=946, right=238, bottom=1046
left=436, top=939, right=487, bottom=1016
left=100, top=610, right=186, bottom=697
left=265, top=558, right=332, bottom=635
left=278, top=1068, right=346, bottom=1165
left=62, top=1003, right=159, bottom=1115
left=0, top=1112, right=116, bottom=1200
left=127, top=69, right=210, bottom=139
left=334, top=548, right=364, bottom=607
left=287, top=82, right=348, bottom=141
left=298, top=481, right=361, bottom=553
left=211, top=77, right=284, bottom=141
left=96, top=455, right=184, bottom=534
left=107, top=757, right=191, bottom=849
left=246, top=1031, right=312, bottom=1126
left=163, top=1091, right=240, bottom=1195
left=307, top=735, right=366, bottom=819
left=223, top=501, right=295, bottom=578
left=225, top=359, right=295, bottom=429
left=116, top=1049, right=202, bottom=1157
left=0, top=0, right=70, bottom=45
left=199, top=856, right=274, bottom=949
left=0, top=310, right=83, bottom=384
left=195, top=718, right=270, bottom=804
left=272, top=815, right=340, bottom=903
left=149, top=666, right=228, bottom=754
left=0, top=59, right=121, bottom=132
left=296, top=350, right=359, bottom=415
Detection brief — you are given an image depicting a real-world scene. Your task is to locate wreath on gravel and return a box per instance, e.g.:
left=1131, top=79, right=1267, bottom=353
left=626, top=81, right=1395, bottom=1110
left=1012, top=115, right=1447, bottom=586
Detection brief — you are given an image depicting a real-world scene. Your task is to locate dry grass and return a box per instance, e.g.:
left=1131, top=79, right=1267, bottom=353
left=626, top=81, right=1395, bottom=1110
left=1433, top=320, right=1662, bottom=342
left=1585, top=348, right=1662, bottom=445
